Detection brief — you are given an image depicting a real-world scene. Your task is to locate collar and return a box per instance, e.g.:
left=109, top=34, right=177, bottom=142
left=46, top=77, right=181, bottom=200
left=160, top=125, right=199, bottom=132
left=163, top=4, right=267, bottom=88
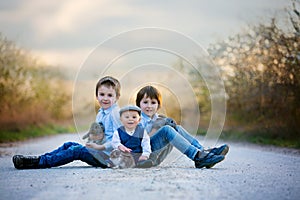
left=141, top=112, right=158, bottom=122
left=99, top=103, right=118, bottom=115
left=125, top=128, right=136, bottom=135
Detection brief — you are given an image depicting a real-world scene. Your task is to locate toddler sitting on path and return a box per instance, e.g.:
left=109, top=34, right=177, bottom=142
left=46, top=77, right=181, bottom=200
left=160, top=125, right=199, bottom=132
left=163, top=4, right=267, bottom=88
left=110, top=105, right=152, bottom=168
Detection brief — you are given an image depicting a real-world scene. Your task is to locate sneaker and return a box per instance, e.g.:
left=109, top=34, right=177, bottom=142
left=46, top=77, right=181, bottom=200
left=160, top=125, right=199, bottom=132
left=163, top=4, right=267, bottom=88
left=194, top=152, right=224, bottom=169
left=12, top=155, right=24, bottom=169
left=12, top=155, right=40, bottom=169
left=206, top=144, right=229, bottom=156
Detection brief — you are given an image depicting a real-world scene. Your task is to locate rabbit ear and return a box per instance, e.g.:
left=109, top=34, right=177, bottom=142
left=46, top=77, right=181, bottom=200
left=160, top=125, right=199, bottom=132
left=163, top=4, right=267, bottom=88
left=98, top=122, right=105, bottom=132
left=112, top=149, right=121, bottom=156
left=82, top=132, right=89, bottom=139
left=158, top=114, right=166, bottom=118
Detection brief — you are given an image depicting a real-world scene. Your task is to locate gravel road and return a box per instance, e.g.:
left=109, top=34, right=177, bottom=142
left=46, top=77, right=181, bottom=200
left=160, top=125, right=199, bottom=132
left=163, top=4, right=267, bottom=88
left=0, top=133, right=299, bottom=200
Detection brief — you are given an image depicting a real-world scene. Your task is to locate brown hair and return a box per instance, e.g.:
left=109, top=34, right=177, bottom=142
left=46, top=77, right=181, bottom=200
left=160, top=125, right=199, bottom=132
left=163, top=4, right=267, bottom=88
left=135, top=86, right=162, bottom=109
left=95, top=76, right=121, bottom=99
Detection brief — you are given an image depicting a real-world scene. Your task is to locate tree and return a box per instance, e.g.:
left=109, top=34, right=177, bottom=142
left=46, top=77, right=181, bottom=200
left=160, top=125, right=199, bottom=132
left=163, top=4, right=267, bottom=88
left=208, top=0, right=300, bottom=139
left=0, top=34, right=71, bottom=130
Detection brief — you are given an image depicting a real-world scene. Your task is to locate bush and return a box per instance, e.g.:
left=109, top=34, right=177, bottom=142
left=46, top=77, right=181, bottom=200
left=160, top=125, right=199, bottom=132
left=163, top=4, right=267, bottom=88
left=207, top=1, right=300, bottom=140
left=0, top=34, right=72, bottom=131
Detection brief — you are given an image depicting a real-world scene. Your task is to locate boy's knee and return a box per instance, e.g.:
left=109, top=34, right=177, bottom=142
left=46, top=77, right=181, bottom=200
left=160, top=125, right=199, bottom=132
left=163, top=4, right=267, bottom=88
left=63, top=141, right=80, bottom=148
left=69, top=144, right=83, bottom=151
left=160, top=125, right=177, bottom=140
left=161, top=125, right=173, bottom=131
left=163, top=125, right=177, bottom=134
left=69, top=144, right=85, bottom=159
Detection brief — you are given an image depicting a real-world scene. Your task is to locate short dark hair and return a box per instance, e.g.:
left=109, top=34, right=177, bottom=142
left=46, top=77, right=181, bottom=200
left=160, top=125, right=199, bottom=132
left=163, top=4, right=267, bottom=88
left=95, top=76, right=121, bottom=99
left=135, top=86, right=162, bottom=109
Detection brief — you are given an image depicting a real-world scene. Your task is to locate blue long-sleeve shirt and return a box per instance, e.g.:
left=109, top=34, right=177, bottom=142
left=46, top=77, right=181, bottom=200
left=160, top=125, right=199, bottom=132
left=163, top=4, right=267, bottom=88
left=95, top=103, right=122, bottom=156
left=140, top=112, right=159, bottom=134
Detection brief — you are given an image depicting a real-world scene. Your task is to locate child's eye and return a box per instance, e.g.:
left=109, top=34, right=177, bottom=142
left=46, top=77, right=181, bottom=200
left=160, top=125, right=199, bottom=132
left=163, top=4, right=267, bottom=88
left=143, top=101, right=148, bottom=104
left=99, top=93, right=105, bottom=96
left=151, top=101, right=157, bottom=104
left=108, top=94, right=113, bottom=97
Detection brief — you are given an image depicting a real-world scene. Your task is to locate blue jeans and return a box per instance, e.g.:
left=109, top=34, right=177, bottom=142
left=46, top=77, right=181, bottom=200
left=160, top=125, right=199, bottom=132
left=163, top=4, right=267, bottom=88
left=176, top=125, right=204, bottom=151
left=150, top=125, right=202, bottom=163
left=38, top=142, right=108, bottom=168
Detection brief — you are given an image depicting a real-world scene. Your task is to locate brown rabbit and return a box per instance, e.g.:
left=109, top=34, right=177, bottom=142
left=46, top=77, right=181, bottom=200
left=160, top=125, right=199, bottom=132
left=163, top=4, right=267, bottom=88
left=109, top=149, right=135, bottom=169
left=82, top=122, right=105, bottom=145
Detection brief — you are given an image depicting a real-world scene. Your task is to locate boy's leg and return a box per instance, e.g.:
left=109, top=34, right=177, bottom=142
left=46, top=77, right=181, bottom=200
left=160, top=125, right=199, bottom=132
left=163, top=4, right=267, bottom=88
left=39, top=144, right=108, bottom=168
left=12, top=142, right=82, bottom=169
left=147, top=125, right=203, bottom=166
left=150, top=126, right=225, bottom=168
left=136, top=145, right=173, bottom=168
left=176, top=126, right=204, bottom=151
left=150, top=125, right=198, bottom=160
left=84, top=148, right=109, bottom=168
left=149, top=144, right=173, bottom=166
left=177, top=126, right=229, bottom=156
left=42, top=142, right=81, bottom=157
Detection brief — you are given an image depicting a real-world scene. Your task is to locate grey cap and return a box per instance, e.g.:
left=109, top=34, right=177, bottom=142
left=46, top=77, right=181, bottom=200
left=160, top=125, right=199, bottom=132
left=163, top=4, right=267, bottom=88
left=119, top=105, right=141, bottom=116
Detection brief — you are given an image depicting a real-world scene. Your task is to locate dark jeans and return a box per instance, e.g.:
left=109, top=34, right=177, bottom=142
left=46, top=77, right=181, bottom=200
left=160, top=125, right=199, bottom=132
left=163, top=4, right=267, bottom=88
left=38, top=142, right=108, bottom=168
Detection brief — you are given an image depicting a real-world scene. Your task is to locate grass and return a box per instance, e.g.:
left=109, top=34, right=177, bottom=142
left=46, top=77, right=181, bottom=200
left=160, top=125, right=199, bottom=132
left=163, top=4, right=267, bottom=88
left=0, top=124, right=76, bottom=143
left=218, top=129, right=300, bottom=149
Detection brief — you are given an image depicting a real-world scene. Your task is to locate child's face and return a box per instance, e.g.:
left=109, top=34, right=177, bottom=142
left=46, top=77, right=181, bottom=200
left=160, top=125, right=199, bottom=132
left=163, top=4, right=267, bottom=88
left=97, top=85, right=117, bottom=110
left=120, top=111, right=141, bottom=131
left=139, top=95, right=159, bottom=118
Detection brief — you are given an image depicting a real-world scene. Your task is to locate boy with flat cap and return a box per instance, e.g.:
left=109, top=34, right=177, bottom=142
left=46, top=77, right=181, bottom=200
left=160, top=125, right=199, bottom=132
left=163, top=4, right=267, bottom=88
left=111, top=105, right=152, bottom=167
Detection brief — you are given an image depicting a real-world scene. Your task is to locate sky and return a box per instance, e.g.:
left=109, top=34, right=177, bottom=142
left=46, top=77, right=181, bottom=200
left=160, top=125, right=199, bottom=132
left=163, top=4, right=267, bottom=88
left=0, top=0, right=291, bottom=72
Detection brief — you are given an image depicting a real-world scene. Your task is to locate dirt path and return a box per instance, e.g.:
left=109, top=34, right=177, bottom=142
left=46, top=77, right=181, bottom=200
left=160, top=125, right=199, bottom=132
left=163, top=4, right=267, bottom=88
left=0, top=133, right=299, bottom=200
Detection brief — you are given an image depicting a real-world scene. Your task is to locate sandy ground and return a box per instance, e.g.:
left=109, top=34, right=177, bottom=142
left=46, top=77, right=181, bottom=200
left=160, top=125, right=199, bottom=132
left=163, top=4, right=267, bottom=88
left=0, top=133, right=299, bottom=200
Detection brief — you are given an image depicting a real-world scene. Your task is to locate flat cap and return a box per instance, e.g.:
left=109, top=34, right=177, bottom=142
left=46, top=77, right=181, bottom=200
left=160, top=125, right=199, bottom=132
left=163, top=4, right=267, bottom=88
left=119, top=105, right=141, bottom=116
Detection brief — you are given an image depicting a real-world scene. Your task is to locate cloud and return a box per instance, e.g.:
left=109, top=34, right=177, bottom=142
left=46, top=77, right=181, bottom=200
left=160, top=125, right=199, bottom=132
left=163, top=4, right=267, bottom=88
left=0, top=0, right=139, bottom=40
left=0, top=0, right=291, bottom=71
left=30, top=0, right=139, bottom=40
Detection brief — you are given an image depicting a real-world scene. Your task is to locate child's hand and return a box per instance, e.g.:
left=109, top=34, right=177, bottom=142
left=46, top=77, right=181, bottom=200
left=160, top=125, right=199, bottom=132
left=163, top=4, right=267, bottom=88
left=118, top=145, right=132, bottom=153
left=85, top=142, right=97, bottom=149
left=138, top=155, right=148, bottom=161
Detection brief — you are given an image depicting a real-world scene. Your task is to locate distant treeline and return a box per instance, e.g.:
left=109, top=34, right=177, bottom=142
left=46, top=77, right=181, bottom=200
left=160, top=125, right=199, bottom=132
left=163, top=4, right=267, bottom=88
left=0, top=34, right=72, bottom=131
left=195, top=1, right=299, bottom=145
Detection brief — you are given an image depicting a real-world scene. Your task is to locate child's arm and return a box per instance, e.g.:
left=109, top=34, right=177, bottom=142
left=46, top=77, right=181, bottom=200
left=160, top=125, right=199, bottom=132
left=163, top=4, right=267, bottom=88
left=101, top=107, right=122, bottom=150
left=111, top=130, right=122, bottom=149
left=85, top=143, right=105, bottom=150
left=139, top=129, right=151, bottom=161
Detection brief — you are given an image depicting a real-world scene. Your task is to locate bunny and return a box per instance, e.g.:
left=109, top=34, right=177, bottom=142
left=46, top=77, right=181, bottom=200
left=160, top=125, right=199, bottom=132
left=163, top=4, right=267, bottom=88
left=82, top=122, right=105, bottom=145
left=109, top=149, right=135, bottom=169
left=149, top=115, right=177, bottom=136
